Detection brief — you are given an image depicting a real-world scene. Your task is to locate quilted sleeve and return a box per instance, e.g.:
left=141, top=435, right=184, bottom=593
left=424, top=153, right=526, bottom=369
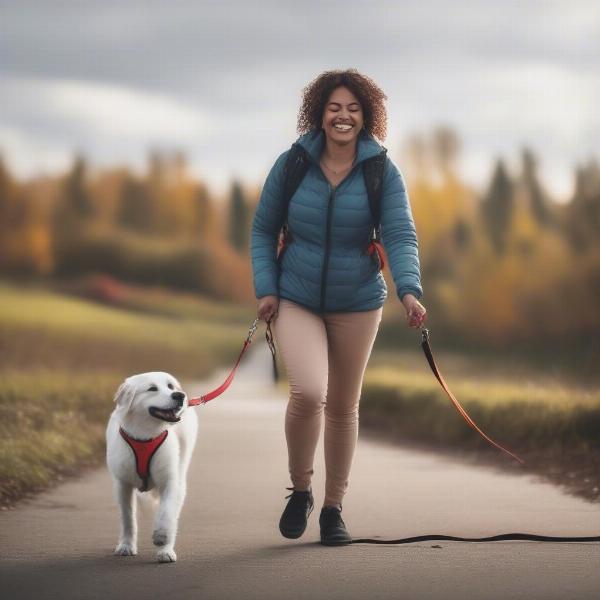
left=250, top=150, right=289, bottom=299
left=380, top=156, right=423, bottom=301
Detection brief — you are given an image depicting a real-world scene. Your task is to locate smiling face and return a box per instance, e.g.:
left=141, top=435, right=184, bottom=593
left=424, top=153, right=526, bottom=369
left=321, top=86, right=364, bottom=147
left=115, top=371, right=187, bottom=424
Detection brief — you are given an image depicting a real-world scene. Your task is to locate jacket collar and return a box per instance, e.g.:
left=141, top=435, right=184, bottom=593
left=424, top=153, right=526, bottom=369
left=296, top=128, right=386, bottom=166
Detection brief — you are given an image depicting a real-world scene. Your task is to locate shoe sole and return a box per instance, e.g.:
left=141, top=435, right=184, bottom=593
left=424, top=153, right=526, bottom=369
left=279, top=504, right=314, bottom=539
left=320, top=537, right=352, bottom=546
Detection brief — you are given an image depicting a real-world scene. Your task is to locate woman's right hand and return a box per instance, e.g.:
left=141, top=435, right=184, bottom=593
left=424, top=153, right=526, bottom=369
left=257, top=295, right=279, bottom=322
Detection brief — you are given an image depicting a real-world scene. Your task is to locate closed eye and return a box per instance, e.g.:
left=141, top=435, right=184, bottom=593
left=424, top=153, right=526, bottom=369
left=148, top=385, right=158, bottom=392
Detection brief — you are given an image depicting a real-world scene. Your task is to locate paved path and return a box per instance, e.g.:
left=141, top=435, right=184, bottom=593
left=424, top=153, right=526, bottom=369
left=1, top=345, right=599, bottom=600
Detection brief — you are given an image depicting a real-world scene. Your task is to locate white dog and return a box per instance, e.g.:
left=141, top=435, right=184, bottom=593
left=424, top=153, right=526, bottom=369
left=106, top=371, right=198, bottom=563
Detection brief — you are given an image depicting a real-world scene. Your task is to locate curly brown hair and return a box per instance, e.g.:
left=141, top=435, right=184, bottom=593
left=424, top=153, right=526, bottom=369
left=297, top=69, right=388, bottom=141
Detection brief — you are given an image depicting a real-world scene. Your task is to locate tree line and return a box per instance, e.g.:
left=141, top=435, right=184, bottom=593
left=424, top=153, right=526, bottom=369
left=1, top=128, right=599, bottom=350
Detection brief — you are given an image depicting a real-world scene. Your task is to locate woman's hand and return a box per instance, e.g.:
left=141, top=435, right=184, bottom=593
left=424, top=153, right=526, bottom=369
left=257, top=295, right=279, bottom=322
left=401, top=293, right=427, bottom=328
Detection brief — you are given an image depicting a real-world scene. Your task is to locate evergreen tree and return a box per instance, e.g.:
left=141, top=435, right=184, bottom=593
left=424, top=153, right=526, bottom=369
left=563, top=159, right=600, bottom=252
left=63, top=155, right=95, bottom=219
left=228, top=180, right=249, bottom=254
left=480, top=159, right=514, bottom=255
left=193, top=183, right=217, bottom=239
left=52, top=154, right=95, bottom=275
left=0, top=154, right=14, bottom=228
left=117, top=174, right=153, bottom=233
left=521, top=148, right=554, bottom=226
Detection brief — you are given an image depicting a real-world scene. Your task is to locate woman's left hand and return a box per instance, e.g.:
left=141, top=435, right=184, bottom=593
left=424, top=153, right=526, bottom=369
left=401, top=294, right=427, bottom=328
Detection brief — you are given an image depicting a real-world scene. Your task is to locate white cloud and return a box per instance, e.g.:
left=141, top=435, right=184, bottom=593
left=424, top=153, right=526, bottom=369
left=0, top=77, right=211, bottom=143
left=0, top=126, right=72, bottom=177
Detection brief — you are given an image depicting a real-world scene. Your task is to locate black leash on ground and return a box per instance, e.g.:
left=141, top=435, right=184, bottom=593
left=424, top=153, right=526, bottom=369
left=351, top=532, right=600, bottom=544
left=352, top=327, right=600, bottom=545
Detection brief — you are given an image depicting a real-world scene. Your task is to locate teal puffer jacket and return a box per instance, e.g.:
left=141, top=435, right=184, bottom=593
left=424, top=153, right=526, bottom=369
left=251, top=128, right=422, bottom=313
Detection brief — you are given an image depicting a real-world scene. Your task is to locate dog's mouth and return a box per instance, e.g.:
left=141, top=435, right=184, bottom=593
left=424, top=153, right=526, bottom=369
left=149, top=406, right=182, bottom=423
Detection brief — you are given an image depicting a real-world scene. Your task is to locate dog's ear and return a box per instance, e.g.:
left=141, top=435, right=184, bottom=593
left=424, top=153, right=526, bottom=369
left=113, top=379, right=136, bottom=412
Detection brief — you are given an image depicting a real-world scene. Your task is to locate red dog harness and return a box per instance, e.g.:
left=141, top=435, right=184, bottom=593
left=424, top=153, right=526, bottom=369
left=119, top=427, right=169, bottom=492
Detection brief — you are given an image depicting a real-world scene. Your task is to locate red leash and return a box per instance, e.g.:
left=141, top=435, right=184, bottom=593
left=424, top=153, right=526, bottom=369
left=188, top=318, right=276, bottom=406
left=188, top=318, right=523, bottom=465
left=420, top=327, right=524, bottom=464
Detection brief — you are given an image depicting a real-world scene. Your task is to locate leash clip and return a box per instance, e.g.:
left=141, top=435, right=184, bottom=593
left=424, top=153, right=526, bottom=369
left=420, top=326, right=429, bottom=344
left=246, top=318, right=260, bottom=343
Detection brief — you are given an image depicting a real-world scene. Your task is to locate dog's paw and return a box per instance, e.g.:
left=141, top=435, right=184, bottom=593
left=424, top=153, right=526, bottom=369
left=152, top=529, right=169, bottom=547
left=114, top=543, right=137, bottom=556
left=157, top=548, right=177, bottom=563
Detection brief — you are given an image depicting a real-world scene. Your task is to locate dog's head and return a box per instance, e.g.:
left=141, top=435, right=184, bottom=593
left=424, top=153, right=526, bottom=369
left=113, top=372, right=187, bottom=424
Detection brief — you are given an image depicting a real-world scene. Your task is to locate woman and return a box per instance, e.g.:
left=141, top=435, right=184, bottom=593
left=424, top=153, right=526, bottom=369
left=250, top=69, right=427, bottom=545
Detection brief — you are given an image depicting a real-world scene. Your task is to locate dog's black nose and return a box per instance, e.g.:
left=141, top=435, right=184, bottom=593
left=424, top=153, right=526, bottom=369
left=171, top=391, right=185, bottom=405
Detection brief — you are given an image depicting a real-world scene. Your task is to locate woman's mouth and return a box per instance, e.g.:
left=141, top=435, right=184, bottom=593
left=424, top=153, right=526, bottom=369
left=333, top=123, right=353, bottom=132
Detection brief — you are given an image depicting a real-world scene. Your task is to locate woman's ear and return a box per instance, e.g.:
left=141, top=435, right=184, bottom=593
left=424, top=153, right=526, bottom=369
left=113, top=379, right=136, bottom=412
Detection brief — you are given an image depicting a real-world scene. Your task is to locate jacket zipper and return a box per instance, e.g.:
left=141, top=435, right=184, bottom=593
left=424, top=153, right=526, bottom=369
left=315, top=148, right=385, bottom=312
left=320, top=186, right=335, bottom=313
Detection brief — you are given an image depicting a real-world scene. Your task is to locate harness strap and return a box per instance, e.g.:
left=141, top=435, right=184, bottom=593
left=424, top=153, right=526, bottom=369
left=366, top=240, right=387, bottom=271
left=119, top=427, right=168, bottom=492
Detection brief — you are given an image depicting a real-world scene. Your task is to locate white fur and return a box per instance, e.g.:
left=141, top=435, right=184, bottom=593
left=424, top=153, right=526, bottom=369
left=106, top=371, right=198, bottom=563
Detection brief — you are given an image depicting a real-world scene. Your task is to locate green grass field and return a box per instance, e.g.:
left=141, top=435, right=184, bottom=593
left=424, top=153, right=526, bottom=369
left=1, top=280, right=599, bottom=505
left=0, top=280, right=256, bottom=505
left=359, top=349, right=600, bottom=502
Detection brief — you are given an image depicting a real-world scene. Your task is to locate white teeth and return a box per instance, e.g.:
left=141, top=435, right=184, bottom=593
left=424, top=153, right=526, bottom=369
left=334, top=124, right=352, bottom=131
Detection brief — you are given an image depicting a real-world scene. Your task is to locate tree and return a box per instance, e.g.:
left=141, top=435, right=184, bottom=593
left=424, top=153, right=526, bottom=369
left=193, top=183, right=217, bottom=239
left=117, top=174, right=153, bottom=233
left=562, top=159, right=600, bottom=253
left=432, top=126, right=461, bottom=179
left=228, top=180, right=250, bottom=254
left=480, top=159, right=514, bottom=255
left=63, top=155, right=95, bottom=219
left=520, top=148, right=555, bottom=227
left=52, top=154, right=96, bottom=275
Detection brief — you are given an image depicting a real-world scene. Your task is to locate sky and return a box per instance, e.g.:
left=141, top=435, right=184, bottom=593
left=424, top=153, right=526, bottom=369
left=1, top=0, right=599, bottom=201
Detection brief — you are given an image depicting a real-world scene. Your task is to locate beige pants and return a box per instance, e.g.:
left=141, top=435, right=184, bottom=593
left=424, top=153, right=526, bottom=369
left=272, top=298, right=383, bottom=508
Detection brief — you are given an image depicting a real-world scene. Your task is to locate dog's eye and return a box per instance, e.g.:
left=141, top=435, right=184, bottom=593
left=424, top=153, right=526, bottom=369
left=148, top=386, right=158, bottom=392
left=168, top=383, right=174, bottom=390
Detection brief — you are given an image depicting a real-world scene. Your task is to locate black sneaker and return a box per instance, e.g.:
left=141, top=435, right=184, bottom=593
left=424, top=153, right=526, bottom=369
left=319, top=506, right=352, bottom=546
left=279, top=487, right=314, bottom=539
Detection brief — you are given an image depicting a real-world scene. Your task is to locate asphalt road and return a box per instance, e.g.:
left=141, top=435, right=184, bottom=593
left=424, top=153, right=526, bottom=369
left=1, top=344, right=599, bottom=600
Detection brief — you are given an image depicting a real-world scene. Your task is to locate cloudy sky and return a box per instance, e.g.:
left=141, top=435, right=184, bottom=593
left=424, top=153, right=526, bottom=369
left=1, top=0, right=598, bottom=200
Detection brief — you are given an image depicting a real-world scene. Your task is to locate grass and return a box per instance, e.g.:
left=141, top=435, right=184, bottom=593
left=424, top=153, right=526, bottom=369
left=0, top=279, right=257, bottom=505
left=0, top=280, right=256, bottom=374
left=2, top=278, right=599, bottom=506
left=360, top=350, right=600, bottom=502
left=0, top=370, right=114, bottom=502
